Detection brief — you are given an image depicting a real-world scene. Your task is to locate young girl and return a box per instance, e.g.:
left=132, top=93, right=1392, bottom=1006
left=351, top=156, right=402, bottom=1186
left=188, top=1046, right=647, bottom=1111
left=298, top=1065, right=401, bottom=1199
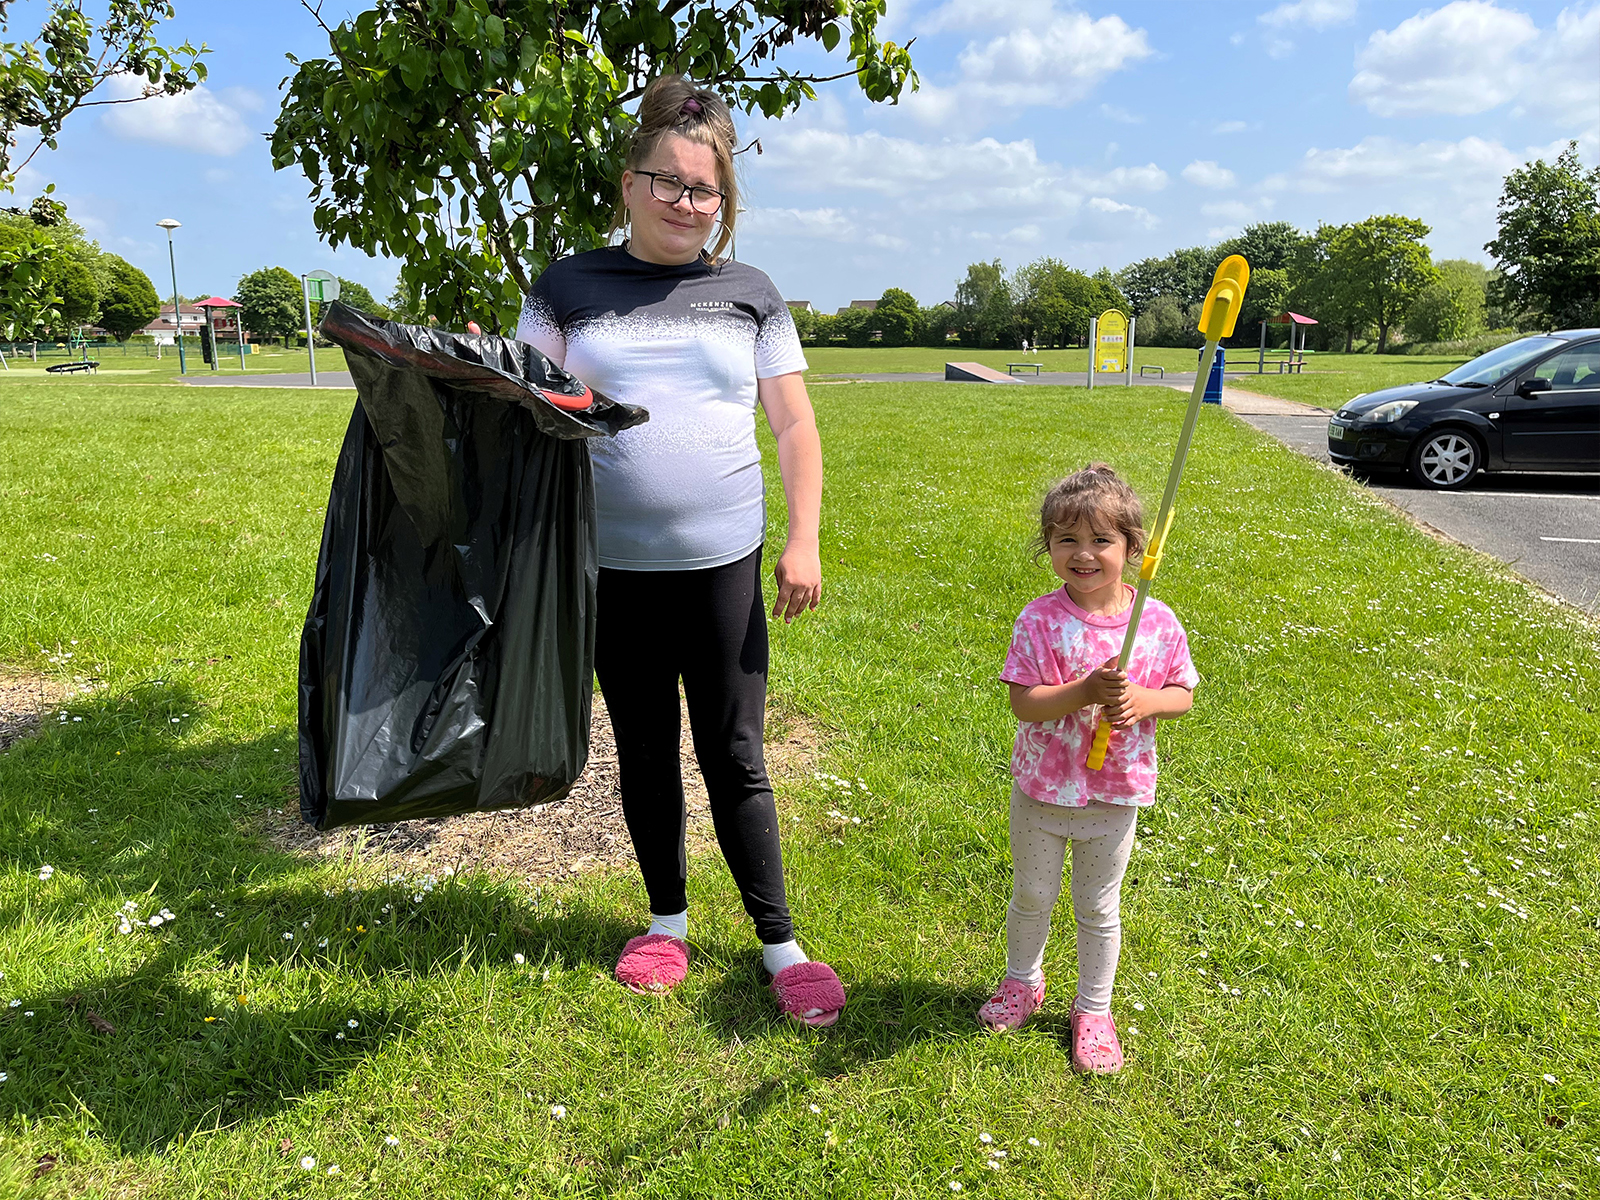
left=979, top=464, right=1198, bottom=1073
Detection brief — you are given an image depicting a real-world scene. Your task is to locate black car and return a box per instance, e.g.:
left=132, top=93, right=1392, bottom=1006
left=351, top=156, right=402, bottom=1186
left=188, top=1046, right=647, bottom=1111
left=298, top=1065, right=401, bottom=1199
left=1327, top=330, right=1600, bottom=488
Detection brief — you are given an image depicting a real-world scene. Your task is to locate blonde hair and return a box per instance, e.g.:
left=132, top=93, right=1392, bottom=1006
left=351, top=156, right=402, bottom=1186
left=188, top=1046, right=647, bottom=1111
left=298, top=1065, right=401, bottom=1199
left=614, top=75, right=739, bottom=262
left=1032, top=464, right=1147, bottom=564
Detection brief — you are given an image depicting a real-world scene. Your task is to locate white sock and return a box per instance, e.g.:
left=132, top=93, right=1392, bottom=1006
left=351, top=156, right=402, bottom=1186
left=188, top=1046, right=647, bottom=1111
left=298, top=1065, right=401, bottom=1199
left=647, top=910, right=688, bottom=941
left=762, top=939, right=808, bottom=976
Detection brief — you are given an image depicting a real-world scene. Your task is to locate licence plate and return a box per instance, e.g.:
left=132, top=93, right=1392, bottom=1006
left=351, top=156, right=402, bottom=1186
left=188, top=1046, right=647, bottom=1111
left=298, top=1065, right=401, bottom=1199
left=1329, top=424, right=1347, bottom=440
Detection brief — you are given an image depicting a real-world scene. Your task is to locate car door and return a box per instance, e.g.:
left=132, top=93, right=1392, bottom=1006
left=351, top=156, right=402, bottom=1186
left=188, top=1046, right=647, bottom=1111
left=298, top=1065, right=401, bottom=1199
left=1500, top=341, right=1600, bottom=468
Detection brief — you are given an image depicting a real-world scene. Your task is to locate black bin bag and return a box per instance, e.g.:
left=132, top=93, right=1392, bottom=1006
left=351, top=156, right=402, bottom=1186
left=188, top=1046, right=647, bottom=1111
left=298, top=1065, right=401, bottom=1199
left=298, top=302, right=647, bottom=831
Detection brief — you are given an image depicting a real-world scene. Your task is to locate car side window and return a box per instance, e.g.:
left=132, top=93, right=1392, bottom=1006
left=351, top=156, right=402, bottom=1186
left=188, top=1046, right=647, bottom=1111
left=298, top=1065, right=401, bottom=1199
left=1536, top=345, right=1600, bottom=391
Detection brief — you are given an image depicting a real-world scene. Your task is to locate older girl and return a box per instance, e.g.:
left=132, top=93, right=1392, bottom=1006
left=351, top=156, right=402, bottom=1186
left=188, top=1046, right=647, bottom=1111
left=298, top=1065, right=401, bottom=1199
left=514, top=76, right=843, bottom=1026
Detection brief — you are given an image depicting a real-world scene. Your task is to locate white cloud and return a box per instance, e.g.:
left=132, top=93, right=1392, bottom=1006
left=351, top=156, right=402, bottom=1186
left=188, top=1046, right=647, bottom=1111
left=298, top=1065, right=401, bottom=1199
left=1099, top=103, right=1144, bottom=124
left=1212, top=119, right=1250, bottom=134
left=100, top=75, right=254, bottom=156
left=742, top=206, right=909, bottom=251
left=1252, top=0, right=1356, bottom=56
left=906, top=6, right=1153, bottom=128
left=1258, top=0, right=1357, bottom=30
left=1275, top=134, right=1521, bottom=192
left=1525, top=5, right=1600, bottom=126
left=760, top=128, right=1082, bottom=215
left=1182, top=160, right=1236, bottom=188
left=1087, top=196, right=1158, bottom=228
left=1068, top=163, right=1169, bottom=193
left=1349, top=1, right=1538, bottom=117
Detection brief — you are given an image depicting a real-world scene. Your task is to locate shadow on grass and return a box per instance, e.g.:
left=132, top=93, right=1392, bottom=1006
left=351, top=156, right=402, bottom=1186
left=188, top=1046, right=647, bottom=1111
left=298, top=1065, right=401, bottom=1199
left=0, top=678, right=642, bottom=1152
left=691, top=951, right=991, bottom=1079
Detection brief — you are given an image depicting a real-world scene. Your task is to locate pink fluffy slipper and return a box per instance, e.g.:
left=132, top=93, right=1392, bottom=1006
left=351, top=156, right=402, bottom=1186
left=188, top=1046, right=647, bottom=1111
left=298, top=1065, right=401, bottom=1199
left=770, top=961, right=846, bottom=1027
left=615, top=934, right=691, bottom=995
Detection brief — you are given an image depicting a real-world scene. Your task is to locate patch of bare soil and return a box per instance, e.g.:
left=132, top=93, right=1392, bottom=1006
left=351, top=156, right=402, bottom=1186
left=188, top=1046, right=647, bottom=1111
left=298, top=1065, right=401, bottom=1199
left=0, top=670, right=75, bottom=752
left=269, top=694, right=820, bottom=885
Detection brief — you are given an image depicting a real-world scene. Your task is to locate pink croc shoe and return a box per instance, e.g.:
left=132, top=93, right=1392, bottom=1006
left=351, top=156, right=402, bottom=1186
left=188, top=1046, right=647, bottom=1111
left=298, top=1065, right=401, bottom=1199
left=1068, top=999, right=1123, bottom=1074
left=770, top=961, right=846, bottom=1027
left=978, top=977, right=1046, bottom=1033
left=615, top=934, right=691, bottom=995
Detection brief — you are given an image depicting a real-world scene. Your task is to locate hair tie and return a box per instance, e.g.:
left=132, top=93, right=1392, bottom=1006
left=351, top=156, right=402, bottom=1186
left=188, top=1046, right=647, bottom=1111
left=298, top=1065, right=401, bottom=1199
left=680, top=98, right=703, bottom=117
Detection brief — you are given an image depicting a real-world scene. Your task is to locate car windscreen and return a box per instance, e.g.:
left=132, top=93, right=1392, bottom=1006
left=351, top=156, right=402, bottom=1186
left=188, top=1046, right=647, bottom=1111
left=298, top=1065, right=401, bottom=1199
left=1438, top=337, right=1566, bottom=387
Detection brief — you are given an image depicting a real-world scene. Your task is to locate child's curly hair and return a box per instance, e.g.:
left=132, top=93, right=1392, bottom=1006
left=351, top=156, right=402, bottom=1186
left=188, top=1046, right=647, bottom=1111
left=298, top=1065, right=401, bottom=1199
left=1032, top=464, right=1147, bottom=566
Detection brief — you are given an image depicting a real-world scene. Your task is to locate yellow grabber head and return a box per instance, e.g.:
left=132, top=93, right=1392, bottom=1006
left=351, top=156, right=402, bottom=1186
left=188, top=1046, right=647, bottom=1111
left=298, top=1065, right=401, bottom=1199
left=1197, top=254, right=1251, bottom=340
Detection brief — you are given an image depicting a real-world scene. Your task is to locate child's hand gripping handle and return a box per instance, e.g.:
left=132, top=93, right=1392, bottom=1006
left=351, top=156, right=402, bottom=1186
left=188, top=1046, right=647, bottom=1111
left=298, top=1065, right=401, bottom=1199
left=1084, top=510, right=1171, bottom=771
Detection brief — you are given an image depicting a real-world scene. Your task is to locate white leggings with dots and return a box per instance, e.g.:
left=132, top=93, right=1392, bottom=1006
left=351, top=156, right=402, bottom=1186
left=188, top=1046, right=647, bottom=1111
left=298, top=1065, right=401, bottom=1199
left=1005, top=784, right=1139, bottom=1014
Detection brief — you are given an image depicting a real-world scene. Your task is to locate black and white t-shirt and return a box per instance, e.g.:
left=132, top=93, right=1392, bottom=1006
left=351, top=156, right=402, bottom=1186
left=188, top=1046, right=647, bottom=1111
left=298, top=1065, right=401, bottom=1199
left=516, top=247, right=807, bottom=570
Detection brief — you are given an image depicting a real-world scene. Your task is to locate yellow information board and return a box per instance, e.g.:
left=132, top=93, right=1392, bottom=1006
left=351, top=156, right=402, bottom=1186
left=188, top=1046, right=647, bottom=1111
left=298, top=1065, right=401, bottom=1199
left=1095, top=309, right=1128, bottom=374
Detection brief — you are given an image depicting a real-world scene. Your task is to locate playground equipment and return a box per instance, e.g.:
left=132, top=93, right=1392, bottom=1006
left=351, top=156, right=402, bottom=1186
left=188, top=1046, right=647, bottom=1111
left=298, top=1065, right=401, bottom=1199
left=1086, top=308, right=1136, bottom=389
left=1086, top=255, right=1250, bottom=771
left=1254, top=311, right=1315, bottom=373
left=302, top=270, right=340, bottom=385
left=195, top=297, right=248, bottom=371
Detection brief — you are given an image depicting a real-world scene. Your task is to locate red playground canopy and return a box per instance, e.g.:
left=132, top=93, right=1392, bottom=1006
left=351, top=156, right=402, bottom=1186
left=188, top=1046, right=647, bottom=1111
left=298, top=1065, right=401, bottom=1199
left=1263, top=311, right=1318, bottom=325
left=193, top=296, right=241, bottom=308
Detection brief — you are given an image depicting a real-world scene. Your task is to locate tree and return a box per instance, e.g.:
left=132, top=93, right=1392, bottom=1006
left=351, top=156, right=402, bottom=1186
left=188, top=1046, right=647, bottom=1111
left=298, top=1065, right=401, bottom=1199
left=1318, top=216, right=1436, bottom=353
left=1215, top=222, right=1309, bottom=275
left=954, top=259, right=1014, bottom=346
left=0, top=225, right=60, bottom=340
left=0, top=2, right=208, bottom=188
left=874, top=287, right=918, bottom=346
left=1405, top=260, right=1487, bottom=344
left=57, top=255, right=98, bottom=328
left=272, top=0, right=917, bottom=333
left=1011, top=258, right=1123, bottom=348
left=334, top=277, right=382, bottom=316
left=97, top=255, right=160, bottom=341
left=1485, top=142, right=1600, bottom=329
left=1115, top=245, right=1219, bottom=313
left=236, top=267, right=304, bottom=347
left=1130, top=294, right=1201, bottom=349
left=0, top=195, right=107, bottom=334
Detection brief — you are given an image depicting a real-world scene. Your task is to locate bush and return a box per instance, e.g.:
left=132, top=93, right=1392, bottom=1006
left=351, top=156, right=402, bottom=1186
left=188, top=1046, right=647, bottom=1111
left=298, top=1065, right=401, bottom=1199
left=1134, top=294, right=1203, bottom=348
left=1405, top=261, right=1487, bottom=343
left=1394, top=330, right=1523, bottom=357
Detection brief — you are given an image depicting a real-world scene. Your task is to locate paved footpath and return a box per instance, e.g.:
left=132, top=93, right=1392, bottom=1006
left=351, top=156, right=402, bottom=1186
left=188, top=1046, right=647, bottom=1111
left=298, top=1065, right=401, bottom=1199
left=1222, top=387, right=1599, bottom=613
left=187, top=371, right=354, bottom=388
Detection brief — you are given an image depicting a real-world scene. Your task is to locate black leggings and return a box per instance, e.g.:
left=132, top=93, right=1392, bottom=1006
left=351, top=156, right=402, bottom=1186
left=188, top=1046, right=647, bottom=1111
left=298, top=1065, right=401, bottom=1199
left=594, top=546, right=793, bottom=944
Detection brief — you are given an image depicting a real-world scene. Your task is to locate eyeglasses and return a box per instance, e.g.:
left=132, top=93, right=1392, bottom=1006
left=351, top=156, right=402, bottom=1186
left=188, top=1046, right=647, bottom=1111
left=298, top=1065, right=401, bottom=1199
left=637, top=170, right=724, bottom=215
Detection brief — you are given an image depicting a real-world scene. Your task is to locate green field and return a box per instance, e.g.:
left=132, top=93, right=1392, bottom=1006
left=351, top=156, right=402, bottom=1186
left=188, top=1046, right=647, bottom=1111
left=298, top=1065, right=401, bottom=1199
left=802, top=345, right=1476, bottom=413
left=0, top=345, right=350, bottom=382
left=2, top=375, right=1597, bottom=1197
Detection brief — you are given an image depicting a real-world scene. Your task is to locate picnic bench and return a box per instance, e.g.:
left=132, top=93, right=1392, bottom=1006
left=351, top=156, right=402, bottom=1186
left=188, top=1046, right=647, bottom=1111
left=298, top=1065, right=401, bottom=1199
left=1006, top=362, right=1041, bottom=376
left=45, top=360, right=99, bottom=375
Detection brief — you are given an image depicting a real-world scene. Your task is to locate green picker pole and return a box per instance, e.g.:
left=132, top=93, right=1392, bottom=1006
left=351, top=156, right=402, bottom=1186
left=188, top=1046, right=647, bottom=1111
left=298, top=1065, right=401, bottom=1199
left=1086, top=254, right=1250, bottom=771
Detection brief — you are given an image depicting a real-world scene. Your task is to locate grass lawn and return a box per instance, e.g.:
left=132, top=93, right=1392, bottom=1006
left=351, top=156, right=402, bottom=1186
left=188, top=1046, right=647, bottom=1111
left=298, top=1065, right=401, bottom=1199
left=802, top=346, right=1473, bottom=414
left=2, top=376, right=1598, bottom=1197
left=0, top=345, right=349, bottom=383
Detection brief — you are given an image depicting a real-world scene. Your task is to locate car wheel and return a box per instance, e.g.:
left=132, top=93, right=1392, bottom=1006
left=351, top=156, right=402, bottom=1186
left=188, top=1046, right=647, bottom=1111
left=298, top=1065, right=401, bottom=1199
left=1408, top=428, right=1482, bottom=489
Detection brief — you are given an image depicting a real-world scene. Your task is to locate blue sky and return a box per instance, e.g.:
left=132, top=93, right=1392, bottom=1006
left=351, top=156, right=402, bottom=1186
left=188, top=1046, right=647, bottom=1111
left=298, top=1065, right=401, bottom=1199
left=15, top=0, right=1598, bottom=314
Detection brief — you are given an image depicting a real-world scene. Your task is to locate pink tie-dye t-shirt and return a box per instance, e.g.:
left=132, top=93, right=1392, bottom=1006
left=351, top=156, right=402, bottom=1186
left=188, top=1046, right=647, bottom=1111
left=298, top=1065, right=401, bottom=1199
left=1001, top=585, right=1199, bottom=807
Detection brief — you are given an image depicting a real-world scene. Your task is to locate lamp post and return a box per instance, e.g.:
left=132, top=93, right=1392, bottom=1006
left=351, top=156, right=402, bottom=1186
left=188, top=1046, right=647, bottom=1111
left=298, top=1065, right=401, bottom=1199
left=156, top=219, right=185, bottom=375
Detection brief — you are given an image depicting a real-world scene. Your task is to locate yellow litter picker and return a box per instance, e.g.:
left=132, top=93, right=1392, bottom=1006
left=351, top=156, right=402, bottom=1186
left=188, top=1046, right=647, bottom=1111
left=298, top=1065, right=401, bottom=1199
left=1086, top=255, right=1249, bottom=771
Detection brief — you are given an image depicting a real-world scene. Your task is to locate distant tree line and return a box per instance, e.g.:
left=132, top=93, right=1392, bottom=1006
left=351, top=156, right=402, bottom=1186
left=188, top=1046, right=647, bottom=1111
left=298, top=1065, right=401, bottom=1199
left=232, top=268, right=384, bottom=346
left=805, top=141, right=1597, bottom=356
left=792, top=258, right=1125, bottom=350
left=0, top=196, right=161, bottom=343
left=1116, top=141, right=1597, bottom=353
